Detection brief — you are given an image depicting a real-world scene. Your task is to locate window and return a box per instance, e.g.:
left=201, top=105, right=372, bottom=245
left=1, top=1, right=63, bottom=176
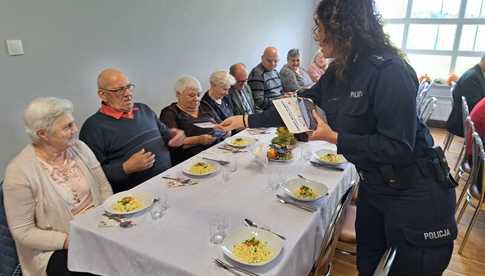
left=375, top=0, right=485, bottom=79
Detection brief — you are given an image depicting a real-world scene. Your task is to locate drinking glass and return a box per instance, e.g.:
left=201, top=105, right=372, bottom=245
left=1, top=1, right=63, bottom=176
left=209, top=214, right=229, bottom=244
left=150, top=192, right=168, bottom=220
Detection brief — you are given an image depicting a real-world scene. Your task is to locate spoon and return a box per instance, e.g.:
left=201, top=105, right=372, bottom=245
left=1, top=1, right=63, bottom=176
left=244, top=218, right=286, bottom=240
left=103, top=212, right=134, bottom=228
left=162, top=176, right=191, bottom=184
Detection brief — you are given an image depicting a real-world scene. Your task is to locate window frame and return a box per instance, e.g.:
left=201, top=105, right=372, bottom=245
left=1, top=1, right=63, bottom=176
left=381, top=0, right=485, bottom=74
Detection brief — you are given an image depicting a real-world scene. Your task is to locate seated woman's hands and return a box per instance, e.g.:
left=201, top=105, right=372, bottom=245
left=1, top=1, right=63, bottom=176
left=198, top=134, right=217, bottom=145
left=215, top=115, right=245, bottom=132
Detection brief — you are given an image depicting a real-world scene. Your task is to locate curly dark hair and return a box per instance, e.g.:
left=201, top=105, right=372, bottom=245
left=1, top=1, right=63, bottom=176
left=315, top=0, right=400, bottom=80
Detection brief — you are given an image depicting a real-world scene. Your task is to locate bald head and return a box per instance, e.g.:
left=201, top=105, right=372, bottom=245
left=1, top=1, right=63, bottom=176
left=97, top=68, right=134, bottom=112
left=230, top=63, right=249, bottom=91
left=261, top=47, right=279, bottom=71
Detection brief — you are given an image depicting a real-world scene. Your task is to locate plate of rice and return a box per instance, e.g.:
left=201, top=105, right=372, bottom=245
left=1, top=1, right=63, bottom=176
left=182, top=160, right=219, bottom=176
left=225, top=136, right=256, bottom=148
left=103, top=191, right=154, bottom=215
left=313, top=149, right=347, bottom=165
left=221, top=228, right=284, bottom=266
left=282, top=178, right=328, bottom=202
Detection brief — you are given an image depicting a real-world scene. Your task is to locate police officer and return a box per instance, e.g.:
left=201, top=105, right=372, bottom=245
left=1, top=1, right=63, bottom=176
left=217, top=0, right=457, bottom=275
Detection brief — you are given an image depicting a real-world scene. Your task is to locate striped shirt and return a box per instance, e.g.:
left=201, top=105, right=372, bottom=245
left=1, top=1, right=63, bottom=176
left=248, top=63, right=283, bottom=110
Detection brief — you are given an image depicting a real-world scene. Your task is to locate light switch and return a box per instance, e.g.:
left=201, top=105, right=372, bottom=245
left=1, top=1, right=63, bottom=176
left=6, top=40, right=24, bottom=56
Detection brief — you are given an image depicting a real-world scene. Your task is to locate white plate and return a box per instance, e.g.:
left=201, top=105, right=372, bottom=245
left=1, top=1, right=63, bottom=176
left=282, top=177, right=328, bottom=202
left=221, top=228, right=284, bottom=266
left=225, top=136, right=256, bottom=148
left=182, top=159, right=219, bottom=176
left=313, top=149, right=347, bottom=165
left=103, top=191, right=154, bottom=215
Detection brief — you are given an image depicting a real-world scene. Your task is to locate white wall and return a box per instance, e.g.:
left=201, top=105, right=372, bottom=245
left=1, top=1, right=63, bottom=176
left=0, top=0, right=317, bottom=176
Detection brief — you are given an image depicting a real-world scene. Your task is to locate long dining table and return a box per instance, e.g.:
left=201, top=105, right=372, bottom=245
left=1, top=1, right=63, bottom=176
left=68, top=128, right=358, bottom=276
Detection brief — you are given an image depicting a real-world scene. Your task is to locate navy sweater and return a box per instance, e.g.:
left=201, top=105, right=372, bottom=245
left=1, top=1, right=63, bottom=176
left=79, top=103, right=171, bottom=193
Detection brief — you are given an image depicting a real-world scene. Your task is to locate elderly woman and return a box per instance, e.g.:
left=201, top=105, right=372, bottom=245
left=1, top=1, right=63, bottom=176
left=279, top=48, right=314, bottom=92
left=200, top=70, right=235, bottom=122
left=307, top=50, right=328, bottom=82
left=160, top=75, right=225, bottom=164
left=4, top=97, right=112, bottom=276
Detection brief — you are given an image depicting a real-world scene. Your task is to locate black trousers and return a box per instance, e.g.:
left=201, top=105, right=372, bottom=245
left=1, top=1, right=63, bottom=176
left=47, top=250, right=97, bottom=276
left=355, top=176, right=456, bottom=276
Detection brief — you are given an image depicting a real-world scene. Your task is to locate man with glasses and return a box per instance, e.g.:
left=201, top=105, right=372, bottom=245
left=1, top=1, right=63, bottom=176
left=79, top=68, right=185, bottom=193
left=228, top=63, right=261, bottom=115
left=248, top=47, right=284, bottom=110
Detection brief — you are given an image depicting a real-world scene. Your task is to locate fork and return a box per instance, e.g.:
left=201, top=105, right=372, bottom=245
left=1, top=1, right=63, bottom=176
left=276, top=194, right=317, bottom=212
left=213, top=258, right=260, bottom=276
left=202, top=157, right=230, bottom=166
left=162, top=176, right=191, bottom=184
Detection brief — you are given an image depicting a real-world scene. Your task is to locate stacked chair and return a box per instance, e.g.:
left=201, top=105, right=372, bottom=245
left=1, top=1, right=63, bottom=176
left=456, top=132, right=485, bottom=254
left=0, top=181, right=22, bottom=276
left=312, top=182, right=357, bottom=276
left=443, top=85, right=457, bottom=151
left=453, top=97, right=472, bottom=183
left=416, top=81, right=437, bottom=125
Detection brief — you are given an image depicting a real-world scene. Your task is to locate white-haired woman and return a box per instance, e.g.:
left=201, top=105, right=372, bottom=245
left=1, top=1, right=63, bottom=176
left=307, top=50, right=328, bottom=82
left=160, top=75, right=225, bottom=164
left=3, top=97, right=112, bottom=276
left=200, top=70, right=236, bottom=122
left=280, top=48, right=313, bottom=92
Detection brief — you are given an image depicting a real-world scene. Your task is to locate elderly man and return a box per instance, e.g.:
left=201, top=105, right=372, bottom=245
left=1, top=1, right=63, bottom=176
left=248, top=47, right=283, bottom=110
left=80, top=68, right=185, bottom=193
left=447, top=54, right=485, bottom=137
left=228, top=63, right=261, bottom=115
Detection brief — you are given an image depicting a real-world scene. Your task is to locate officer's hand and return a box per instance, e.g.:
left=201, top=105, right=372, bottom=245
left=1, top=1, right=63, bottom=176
left=309, top=110, right=338, bottom=144
left=122, top=148, right=156, bottom=174
left=168, top=128, right=186, bottom=147
left=198, top=134, right=217, bottom=145
left=215, top=115, right=245, bottom=132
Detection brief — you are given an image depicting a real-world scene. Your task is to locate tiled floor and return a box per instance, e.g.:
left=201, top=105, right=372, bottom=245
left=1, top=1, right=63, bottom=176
left=330, top=128, right=485, bottom=276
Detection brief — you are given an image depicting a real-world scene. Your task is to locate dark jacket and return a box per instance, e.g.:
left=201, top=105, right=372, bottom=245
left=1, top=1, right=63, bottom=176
left=446, top=64, right=485, bottom=137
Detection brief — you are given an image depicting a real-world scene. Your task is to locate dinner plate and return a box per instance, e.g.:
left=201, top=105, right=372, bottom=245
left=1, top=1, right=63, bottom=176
left=225, top=136, right=256, bottom=148
left=282, top=177, right=328, bottom=202
left=313, top=149, right=347, bottom=165
left=221, top=227, right=284, bottom=266
left=103, top=191, right=154, bottom=215
left=182, top=159, right=219, bottom=176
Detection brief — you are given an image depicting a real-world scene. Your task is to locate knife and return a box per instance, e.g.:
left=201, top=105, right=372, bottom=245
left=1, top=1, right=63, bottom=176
left=213, top=258, right=260, bottom=276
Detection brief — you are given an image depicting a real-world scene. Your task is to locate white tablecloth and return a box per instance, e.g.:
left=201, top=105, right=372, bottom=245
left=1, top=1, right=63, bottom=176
left=68, top=129, right=358, bottom=276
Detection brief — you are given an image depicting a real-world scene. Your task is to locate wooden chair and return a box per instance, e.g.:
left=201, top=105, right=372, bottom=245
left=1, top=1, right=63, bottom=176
left=456, top=134, right=485, bottom=254
left=456, top=131, right=482, bottom=214
left=312, top=183, right=357, bottom=276
left=372, top=247, right=398, bottom=276
left=336, top=183, right=359, bottom=256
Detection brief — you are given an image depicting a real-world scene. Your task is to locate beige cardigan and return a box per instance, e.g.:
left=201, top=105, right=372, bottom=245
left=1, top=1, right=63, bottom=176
left=3, top=140, right=113, bottom=276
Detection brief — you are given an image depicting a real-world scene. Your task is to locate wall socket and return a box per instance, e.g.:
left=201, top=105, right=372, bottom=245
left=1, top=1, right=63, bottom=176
left=6, top=40, right=24, bottom=56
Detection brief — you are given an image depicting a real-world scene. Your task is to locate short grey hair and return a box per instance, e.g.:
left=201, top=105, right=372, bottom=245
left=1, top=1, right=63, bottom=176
left=174, top=75, right=202, bottom=94
left=287, top=48, right=300, bottom=60
left=209, top=70, right=236, bottom=87
left=23, top=97, right=73, bottom=144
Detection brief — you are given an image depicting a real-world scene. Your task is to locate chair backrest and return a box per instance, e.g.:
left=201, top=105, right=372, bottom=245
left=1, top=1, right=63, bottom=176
left=313, top=183, right=356, bottom=276
left=478, top=152, right=485, bottom=203
left=462, top=96, right=470, bottom=126
left=372, top=247, right=398, bottom=276
left=418, top=96, right=437, bottom=124
left=0, top=181, right=21, bottom=276
left=464, top=117, right=476, bottom=148
left=470, top=133, right=485, bottom=188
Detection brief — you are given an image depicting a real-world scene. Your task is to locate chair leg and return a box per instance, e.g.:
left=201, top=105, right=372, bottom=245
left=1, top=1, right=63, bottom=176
left=457, top=196, right=469, bottom=223
left=458, top=198, right=484, bottom=255
left=454, top=146, right=465, bottom=172
left=443, top=133, right=454, bottom=152
left=456, top=174, right=471, bottom=211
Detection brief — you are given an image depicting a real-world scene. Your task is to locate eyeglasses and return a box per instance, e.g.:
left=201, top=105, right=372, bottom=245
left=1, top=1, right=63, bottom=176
left=100, top=83, right=135, bottom=94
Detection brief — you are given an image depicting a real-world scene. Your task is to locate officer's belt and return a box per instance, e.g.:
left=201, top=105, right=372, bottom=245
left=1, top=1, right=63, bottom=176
left=357, top=157, right=438, bottom=188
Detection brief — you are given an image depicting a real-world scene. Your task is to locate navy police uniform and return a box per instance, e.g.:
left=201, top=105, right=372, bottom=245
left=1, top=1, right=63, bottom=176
left=249, top=51, right=457, bottom=275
